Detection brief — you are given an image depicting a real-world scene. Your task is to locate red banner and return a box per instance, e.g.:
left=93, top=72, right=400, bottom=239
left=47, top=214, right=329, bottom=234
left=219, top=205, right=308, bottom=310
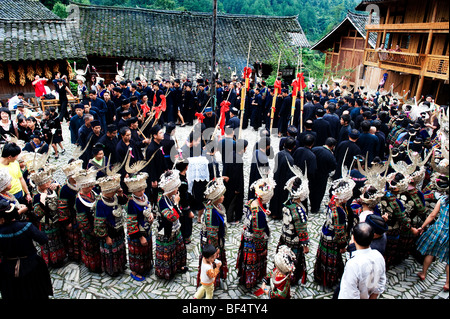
left=219, top=100, right=231, bottom=135
left=274, top=79, right=282, bottom=92
left=243, top=67, right=252, bottom=80
left=195, top=112, right=205, bottom=123
left=159, top=94, right=166, bottom=112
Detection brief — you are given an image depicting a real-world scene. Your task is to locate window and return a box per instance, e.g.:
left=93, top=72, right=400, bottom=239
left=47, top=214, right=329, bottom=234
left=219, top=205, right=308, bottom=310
left=400, top=35, right=411, bottom=49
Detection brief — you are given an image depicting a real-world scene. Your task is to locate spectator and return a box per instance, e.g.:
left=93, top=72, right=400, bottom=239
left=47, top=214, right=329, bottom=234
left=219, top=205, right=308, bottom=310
left=338, top=222, right=386, bottom=299
left=0, top=143, right=32, bottom=204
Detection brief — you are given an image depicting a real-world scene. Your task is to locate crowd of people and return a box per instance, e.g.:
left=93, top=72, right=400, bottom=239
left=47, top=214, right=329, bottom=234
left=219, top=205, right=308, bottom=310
left=0, top=69, right=448, bottom=300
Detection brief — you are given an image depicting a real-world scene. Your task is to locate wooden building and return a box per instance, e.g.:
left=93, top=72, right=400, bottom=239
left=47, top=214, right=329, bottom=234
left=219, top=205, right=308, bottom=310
left=0, top=0, right=87, bottom=104
left=311, top=10, right=378, bottom=86
left=357, top=0, right=449, bottom=104
left=74, top=1, right=310, bottom=84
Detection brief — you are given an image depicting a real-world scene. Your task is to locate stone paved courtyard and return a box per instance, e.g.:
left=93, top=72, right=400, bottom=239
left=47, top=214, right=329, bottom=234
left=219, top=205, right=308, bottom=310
left=9, top=118, right=450, bottom=300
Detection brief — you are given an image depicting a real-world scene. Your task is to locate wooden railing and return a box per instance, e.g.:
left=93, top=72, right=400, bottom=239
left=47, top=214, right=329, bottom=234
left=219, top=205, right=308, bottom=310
left=365, top=22, right=449, bottom=33
left=364, top=49, right=426, bottom=68
left=364, top=49, right=449, bottom=79
left=424, top=55, right=449, bottom=79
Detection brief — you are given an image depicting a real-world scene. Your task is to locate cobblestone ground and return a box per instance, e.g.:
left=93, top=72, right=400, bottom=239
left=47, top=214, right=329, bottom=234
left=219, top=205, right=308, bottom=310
left=16, top=119, right=450, bottom=300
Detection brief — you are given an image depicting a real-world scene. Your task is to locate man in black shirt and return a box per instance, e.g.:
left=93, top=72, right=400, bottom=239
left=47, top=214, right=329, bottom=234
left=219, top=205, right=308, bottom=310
left=292, top=134, right=317, bottom=213
left=55, top=78, right=75, bottom=122
left=98, top=124, right=119, bottom=165
left=310, top=137, right=337, bottom=213
left=145, top=125, right=168, bottom=204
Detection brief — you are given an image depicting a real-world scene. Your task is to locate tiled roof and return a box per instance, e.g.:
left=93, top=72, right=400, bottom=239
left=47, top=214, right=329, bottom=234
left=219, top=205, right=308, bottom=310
left=75, top=2, right=309, bottom=73
left=0, top=0, right=87, bottom=62
left=311, top=10, right=378, bottom=51
left=0, top=0, right=61, bottom=20
left=0, top=20, right=87, bottom=62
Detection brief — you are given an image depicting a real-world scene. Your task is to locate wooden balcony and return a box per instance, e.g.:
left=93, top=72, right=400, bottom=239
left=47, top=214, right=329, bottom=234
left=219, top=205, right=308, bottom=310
left=365, top=22, right=449, bottom=33
left=364, top=49, right=449, bottom=79
left=423, top=55, right=449, bottom=80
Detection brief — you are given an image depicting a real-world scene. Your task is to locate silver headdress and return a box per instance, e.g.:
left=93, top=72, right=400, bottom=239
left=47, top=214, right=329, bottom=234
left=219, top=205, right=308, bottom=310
left=72, top=167, right=97, bottom=189
left=159, top=170, right=181, bottom=195
left=61, top=159, right=83, bottom=179
left=97, top=174, right=121, bottom=194
left=250, top=162, right=276, bottom=204
left=29, top=164, right=56, bottom=187
left=124, top=172, right=148, bottom=193
left=331, top=149, right=355, bottom=202
left=285, top=161, right=309, bottom=201
left=274, top=245, right=296, bottom=275
left=115, top=62, right=125, bottom=82
left=0, top=168, right=12, bottom=192
left=204, top=177, right=226, bottom=202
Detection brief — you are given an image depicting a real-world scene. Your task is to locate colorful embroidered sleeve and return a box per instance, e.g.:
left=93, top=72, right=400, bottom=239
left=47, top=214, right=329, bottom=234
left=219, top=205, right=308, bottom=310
left=333, top=206, right=348, bottom=248
left=395, top=198, right=412, bottom=233
left=32, top=194, right=45, bottom=220
left=204, top=207, right=219, bottom=247
left=251, top=206, right=269, bottom=251
left=57, top=197, right=70, bottom=222
left=293, top=206, right=309, bottom=246
left=126, top=201, right=140, bottom=237
left=162, top=207, right=180, bottom=222
left=75, top=199, right=91, bottom=232
left=94, top=201, right=108, bottom=238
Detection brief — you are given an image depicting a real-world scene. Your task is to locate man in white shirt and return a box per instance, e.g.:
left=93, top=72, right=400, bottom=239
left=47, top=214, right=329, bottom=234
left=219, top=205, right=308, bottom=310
left=8, top=93, right=31, bottom=110
left=338, top=222, right=386, bottom=299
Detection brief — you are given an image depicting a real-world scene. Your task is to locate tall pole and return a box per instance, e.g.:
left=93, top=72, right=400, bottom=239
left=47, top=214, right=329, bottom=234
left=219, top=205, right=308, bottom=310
left=299, top=50, right=304, bottom=133
left=269, top=51, right=282, bottom=134
left=210, top=0, right=217, bottom=112
left=238, top=40, right=252, bottom=140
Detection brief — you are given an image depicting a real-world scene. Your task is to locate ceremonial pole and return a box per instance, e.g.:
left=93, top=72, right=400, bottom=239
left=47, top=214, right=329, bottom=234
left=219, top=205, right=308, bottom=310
left=299, top=51, right=304, bottom=133
left=269, top=51, right=282, bottom=134
left=290, top=54, right=301, bottom=126
left=210, top=0, right=217, bottom=112
left=238, top=40, right=252, bottom=140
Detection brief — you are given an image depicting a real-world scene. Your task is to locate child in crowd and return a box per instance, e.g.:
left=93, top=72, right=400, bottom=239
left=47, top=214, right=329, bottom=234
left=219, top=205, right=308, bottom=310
left=194, top=244, right=222, bottom=299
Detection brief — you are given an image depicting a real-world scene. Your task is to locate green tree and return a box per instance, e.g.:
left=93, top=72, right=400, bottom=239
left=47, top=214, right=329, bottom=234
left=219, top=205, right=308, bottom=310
left=52, top=1, right=68, bottom=18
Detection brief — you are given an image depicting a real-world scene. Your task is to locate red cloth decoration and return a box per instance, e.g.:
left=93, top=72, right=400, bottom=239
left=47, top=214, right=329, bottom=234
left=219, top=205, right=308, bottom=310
left=291, top=79, right=299, bottom=97
left=154, top=106, right=161, bottom=119
left=297, top=72, right=306, bottom=90
left=152, top=92, right=157, bottom=106
left=274, top=79, right=282, bottom=92
left=243, top=67, right=252, bottom=79
left=219, top=101, right=231, bottom=135
left=159, top=94, right=166, bottom=112
left=195, top=112, right=205, bottom=123
left=141, top=104, right=150, bottom=117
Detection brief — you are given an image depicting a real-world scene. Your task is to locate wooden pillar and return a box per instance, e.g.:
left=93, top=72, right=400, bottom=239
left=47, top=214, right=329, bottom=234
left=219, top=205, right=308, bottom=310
left=416, top=75, right=425, bottom=101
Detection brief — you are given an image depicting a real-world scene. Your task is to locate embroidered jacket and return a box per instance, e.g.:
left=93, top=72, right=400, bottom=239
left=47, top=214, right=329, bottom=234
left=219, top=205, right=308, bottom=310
left=380, top=192, right=412, bottom=234
left=281, top=199, right=309, bottom=246
left=242, top=199, right=270, bottom=251
left=201, top=202, right=226, bottom=249
left=156, top=193, right=182, bottom=238
left=126, top=195, right=153, bottom=239
left=75, top=191, right=97, bottom=233
left=58, top=182, right=78, bottom=224
left=94, top=194, right=128, bottom=238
